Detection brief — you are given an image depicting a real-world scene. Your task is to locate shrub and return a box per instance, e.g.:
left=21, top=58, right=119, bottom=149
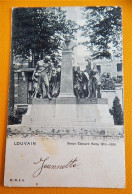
left=8, top=107, right=27, bottom=125
left=101, top=72, right=115, bottom=90
left=109, top=96, right=124, bottom=125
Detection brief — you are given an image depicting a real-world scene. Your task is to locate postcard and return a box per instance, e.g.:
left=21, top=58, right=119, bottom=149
left=4, top=7, right=125, bottom=188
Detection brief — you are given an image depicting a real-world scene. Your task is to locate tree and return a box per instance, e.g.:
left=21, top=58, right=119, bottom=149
left=12, top=8, right=78, bottom=62
left=109, top=96, right=124, bottom=125
left=81, top=7, right=122, bottom=60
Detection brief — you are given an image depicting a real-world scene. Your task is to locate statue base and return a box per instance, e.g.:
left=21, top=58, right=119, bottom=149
left=22, top=98, right=114, bottom=129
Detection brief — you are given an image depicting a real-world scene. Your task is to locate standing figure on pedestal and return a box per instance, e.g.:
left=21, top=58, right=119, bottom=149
left=32, top=69, right=40, bottom=98
left=49, top=58, right=61, bottom=98
left=97, top=82, right=101, bottom=98
left=89, top=69, right=98, bottom=98
left=32, top=56, right=52, bottom=99
left=50, top=66, right=57, bottom=97
left=82, top=71, right=89, bottom=98
left=56, top=67, right=61, bottom=96
left=85, top=58, right=101, bottom=98
left=73, top=67, right=83, bottom=98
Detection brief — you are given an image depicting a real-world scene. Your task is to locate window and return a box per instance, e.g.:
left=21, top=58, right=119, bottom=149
left=117, top=63, right=122, bottom=72
left=117, top=75, right=123, bottom=83
left=96, top=65, right=101, bottom=74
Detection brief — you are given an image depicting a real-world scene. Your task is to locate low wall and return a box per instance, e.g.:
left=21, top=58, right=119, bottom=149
left=102, top=87, right=123, bottom=109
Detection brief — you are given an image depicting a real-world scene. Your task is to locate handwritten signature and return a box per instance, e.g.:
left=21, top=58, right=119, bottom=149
left=33, top=157, right=79, bottom=178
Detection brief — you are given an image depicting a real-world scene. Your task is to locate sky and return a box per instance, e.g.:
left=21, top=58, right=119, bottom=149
left=61, top=7, right=90, bottom=70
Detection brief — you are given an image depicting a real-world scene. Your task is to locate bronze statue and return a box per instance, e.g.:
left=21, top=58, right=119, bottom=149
left=32, top=56, right=52, bottom=99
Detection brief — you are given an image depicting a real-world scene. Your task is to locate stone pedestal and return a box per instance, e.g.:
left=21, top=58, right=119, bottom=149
left=57, top=38, right=76, bottom=101
left=58, top=50, right=74, bottom=98
left=56, top=39, right=76, bottom=117
left=22, top=98, right=114, bottom=128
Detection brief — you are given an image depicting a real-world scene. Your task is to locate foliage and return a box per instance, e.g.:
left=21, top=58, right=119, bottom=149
left=8, top=108, right=27, bottom=125
left=81, top=7, right=122, bottom=59
left=109, top=96, right=124, bottom=125
left=100, top=72, right=116, bottom=90
left=12, top=8, right=78, bottom=61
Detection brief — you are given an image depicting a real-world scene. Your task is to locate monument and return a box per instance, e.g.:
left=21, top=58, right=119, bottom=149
left=58, top=36, right=75, bottom=99
left=22, top=37, right=114, bottom=133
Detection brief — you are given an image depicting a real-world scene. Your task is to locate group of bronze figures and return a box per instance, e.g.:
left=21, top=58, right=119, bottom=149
left=73, top=66, right=101, bottom=99
left=31, top=57, right=101, bottom=99
left=32, top=56, right=61, bottom=99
